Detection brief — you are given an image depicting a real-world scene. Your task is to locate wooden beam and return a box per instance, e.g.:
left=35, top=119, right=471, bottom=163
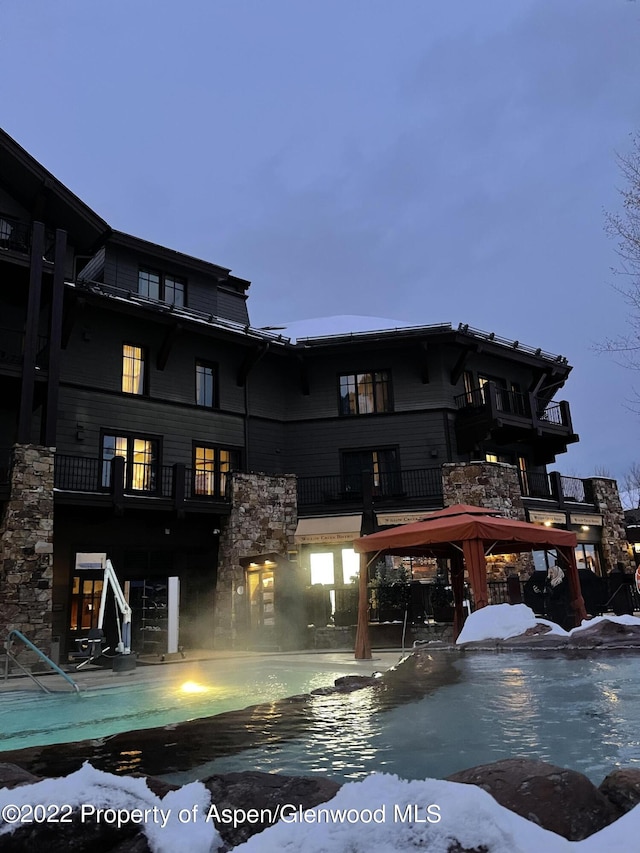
left=156, top=322, right=183, bottom=371
left=236, top=341, right=270, bottom=386
left=44, top=229, right=67, bottom=446
left=18, top=221, right=45, bottom=443
left=450, top=344, right=478, bottom=385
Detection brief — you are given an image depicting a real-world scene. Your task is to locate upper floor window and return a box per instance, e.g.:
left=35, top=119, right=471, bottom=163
left=339, top=370, right=391, bottom=416
left=196, top=361, right=217, bottom=407
left=101, top=433, right=159, bottom=492
left=193, top=445, right=240, bottom=497
left=138, top=268, right=186, bottom=307
left=122, top=344, right=146, bottom=395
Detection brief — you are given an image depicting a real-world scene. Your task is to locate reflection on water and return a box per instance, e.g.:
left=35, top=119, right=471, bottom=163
left=164, top=654, right=640, bottom=786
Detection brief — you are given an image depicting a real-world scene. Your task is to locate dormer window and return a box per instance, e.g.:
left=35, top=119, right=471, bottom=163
left=138, top=268, right=185, bottom=307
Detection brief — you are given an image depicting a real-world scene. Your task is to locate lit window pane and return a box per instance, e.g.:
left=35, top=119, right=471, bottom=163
left=122, top=345, right=145, bottom=394
left=310, top=552, right=335, bottom=586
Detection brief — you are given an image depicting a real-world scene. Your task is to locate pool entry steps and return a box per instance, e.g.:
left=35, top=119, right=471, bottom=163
left=3, top=628, right=80, bottom=694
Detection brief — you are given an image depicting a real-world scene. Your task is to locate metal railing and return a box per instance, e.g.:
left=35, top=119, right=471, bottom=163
left=519, top=470, right=553, bottom=499
left=297, top=467, right=443, bottom=506
left=560, top=476, right=586, bottom=503
left=53, top=454, right=231, bottom=502
left=455, top=384, right=570, bottom=429
left=4, top=629, right=80, bottom=694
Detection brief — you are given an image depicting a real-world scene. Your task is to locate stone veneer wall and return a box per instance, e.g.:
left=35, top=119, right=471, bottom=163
left=214, top=472, right=297, bottom=647
left=0, top=445, right=54, bottom=656
left=585, top=477, right=633, bottom=573
left=441, top=461, right=532, bottom=580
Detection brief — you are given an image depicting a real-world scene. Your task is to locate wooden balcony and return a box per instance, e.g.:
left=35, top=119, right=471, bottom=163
left=454, top=383, right=579, bottom=464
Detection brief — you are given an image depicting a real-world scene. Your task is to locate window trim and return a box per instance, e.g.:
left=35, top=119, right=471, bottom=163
left=337, top=369, right=393, bottom=416
left=100, top=429, right=162, bottom=494
left=122, top=343, right=148, bottom=396
left=192, top=442, right=241, bottom=498
left=138, top=266, right=186, bottom=307
left=195, top=360, right=219, bottom=408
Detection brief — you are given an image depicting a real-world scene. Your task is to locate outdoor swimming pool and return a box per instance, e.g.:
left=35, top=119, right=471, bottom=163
left=162, top=653, right=640, bottom=786
left=0, top=654, right=394, bottom=753
left=4, top=651, right=640, bottom=787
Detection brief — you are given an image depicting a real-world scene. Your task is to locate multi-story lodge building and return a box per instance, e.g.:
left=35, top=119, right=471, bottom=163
left=0, top=128, right=631, bottom=659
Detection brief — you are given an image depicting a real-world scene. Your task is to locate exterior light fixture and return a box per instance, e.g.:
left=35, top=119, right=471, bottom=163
left=581, top=525, right=590, bottom=532
left=543, top=521, right=552, bottom=527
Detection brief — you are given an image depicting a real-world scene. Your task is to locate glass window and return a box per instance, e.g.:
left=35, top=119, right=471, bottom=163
left=342, top=447, right=400, bottom=495
left=310, top=552, right=335, bottom=585
left=339, top=371, right=391, bottom=415
left=341, top=548, right=360, bottom=585
left=122, top=344, right=145, bottom=395
left=138, top=269, right=186, bottom=306
left=575, top=544, right=601, bottom=575
left=102, top=434, right=158, bottom=492
left=193, top=445, right=239, bottom=497
left=196, top=362, right=216, bottom=407
left=138, top=269, right=160, bottom=300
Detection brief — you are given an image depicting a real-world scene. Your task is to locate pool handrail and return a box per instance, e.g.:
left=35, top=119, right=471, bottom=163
left=4, top=629, right=80, bottom=694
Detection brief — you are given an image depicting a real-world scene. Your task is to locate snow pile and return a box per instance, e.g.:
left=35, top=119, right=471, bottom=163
left=234, top=773, right=598, bottom=853
left=3, top=765, right=640, bottom=851
left=0, top=763, right=219, bottom=853
left=456, top=604, right=640, bottom=646
left=456, top=603, right=567, bottom=645
left=573, top=614, right=640, bottom=632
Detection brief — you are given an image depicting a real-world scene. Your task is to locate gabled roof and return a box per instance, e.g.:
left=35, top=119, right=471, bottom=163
left=0, top=127, right=110, bottom=251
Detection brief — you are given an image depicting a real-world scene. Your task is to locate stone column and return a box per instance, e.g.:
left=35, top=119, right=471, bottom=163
left=215, top=472, right=297, bottom=647
left=585, top=477, right=633, bottom=573
left=0, top=445, right=55, bottom=657
left=441, top=461, right=532, bottom=579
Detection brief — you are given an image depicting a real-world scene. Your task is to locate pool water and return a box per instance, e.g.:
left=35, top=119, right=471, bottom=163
left=0, top=656, right=387, bottom=753
left=163, top=653, right=640, bottom=786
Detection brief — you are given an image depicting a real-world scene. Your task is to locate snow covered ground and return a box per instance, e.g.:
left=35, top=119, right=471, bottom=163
left=1, top=763, right=640, bottom=852
left=456, top=603, right=640, bottom=645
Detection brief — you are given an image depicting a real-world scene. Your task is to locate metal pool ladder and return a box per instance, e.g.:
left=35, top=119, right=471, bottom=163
left=3, top=629, right=80, bottom=694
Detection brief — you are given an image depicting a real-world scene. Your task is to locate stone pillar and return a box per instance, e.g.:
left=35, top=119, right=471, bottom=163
left=215, top=472, right=297, bottom=647
left=585, top=477, right=633, bottom=573
left=441, top=461, right=532, bottom=580
left=0, top=445, right=55, bottom=657
left=442, top=461, right=526, bottom=520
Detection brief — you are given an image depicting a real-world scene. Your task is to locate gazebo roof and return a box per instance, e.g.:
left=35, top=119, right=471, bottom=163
left=352, top=503, right=577, bottom=556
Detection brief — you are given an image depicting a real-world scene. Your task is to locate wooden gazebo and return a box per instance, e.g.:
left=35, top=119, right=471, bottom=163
left=352, top=504, right=587, bottom=659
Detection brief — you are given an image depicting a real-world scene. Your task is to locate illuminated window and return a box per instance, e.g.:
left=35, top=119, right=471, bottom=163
left=339, top=371, right=391, bottom=415
left=122, top=344, right=146, bottom=395
left=102, top=433, right=158, bottom=492
left=193, top=445, right=240, bottom=497
left=310, top=552, right=335, bottom=585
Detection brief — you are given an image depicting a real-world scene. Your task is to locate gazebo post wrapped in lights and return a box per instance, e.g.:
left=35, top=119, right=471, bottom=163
left=352, top=504, right=587, bottom=660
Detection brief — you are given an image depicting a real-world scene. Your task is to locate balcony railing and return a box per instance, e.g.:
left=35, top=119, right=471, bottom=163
left=0, top=215, right=57, bottom=260
left=455, top=384, right=571, bottom=429
left=518, top=469, right=591, bottom=504
left=297, top=467, right=443, bottom=507
left=53, top=455, right=231, bottom=504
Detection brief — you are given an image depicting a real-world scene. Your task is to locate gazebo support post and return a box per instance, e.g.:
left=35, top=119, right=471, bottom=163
left=558, top=545, right=587, bottom=626
left=451, top=552, right=466, bottom=640
left=355, top=551, right=372, bottom=660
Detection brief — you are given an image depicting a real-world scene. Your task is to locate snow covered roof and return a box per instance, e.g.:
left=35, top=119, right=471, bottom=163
left=263, top=315, right=450, bottom=344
